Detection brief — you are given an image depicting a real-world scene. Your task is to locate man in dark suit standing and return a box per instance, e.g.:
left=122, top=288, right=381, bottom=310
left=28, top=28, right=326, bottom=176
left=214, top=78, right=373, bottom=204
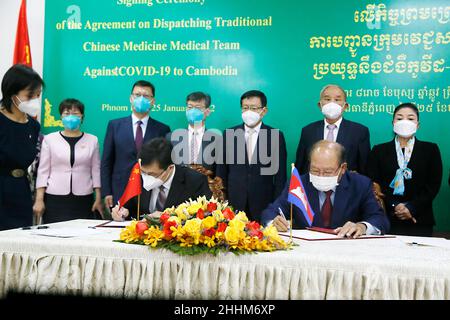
left=111, top=138, right=212, bottom=221
left=295, top=84, right=370, bottom=175
left=167, top=91, right=221, bottom=175
left=216, top=90, right=287, bottom=222
left=262, top=140, right=389, bottom=238
left=101, top=80, right=171, bottom=210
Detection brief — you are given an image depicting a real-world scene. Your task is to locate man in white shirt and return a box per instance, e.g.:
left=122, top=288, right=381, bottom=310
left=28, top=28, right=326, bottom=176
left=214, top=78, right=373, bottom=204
left=294, top=84, right=370, bottom=175
left=216, top=90, right=287, bottom=223
left=168, top=92, right=220, bottom=175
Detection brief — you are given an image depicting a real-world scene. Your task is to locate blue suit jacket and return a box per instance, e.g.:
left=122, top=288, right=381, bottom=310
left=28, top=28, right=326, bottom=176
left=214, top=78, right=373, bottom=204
left=261, top=171, right=390, bottom=234
left=101, top=115, right=170, bottom=202
left=294, top=118, right=370, bottom=174
left=216, top=123, right=287, bottom=222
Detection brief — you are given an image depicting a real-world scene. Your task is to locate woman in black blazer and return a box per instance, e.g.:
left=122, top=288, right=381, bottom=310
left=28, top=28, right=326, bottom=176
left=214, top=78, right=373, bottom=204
left=367, top=103, right=442, bottom=236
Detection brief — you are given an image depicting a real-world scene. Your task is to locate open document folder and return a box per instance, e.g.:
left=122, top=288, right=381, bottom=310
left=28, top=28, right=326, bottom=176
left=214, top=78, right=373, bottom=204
left=278, top=227, right=396, bottom=241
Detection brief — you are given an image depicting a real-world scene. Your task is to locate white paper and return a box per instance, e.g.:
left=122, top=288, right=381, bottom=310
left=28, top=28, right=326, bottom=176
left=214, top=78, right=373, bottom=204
left=395, top=235, right=450, bottom=248
left=96, top=220, right=132, bottom=228
left=279, top=229, right=390, bottom=241
left=30, top=227, right=105, bottom=238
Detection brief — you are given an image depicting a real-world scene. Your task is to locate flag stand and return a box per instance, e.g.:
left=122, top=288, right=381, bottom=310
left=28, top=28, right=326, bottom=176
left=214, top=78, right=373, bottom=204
left=137, top=194, right=141, bottom=221
left=289, top=203, right=293, bottom=244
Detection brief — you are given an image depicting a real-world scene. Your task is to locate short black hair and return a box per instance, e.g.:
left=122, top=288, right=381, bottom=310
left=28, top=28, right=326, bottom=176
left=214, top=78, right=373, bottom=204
left=1, top=64, right=44, bottom=112
left=131, top=80, right=155, bottom=96
left=240, top=90, right=267, bottom=107
left=59, top=98, right=85, bottom=115
left=138, top=137, right=173, bottom=169
left=393, top=102, right=419, bottom=121
left=186, top=91, right=211, bottom=108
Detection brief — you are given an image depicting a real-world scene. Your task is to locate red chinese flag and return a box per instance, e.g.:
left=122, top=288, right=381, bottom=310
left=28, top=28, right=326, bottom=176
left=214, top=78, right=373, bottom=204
left=13, top=0, right=32, bottom=67
left=118, top=163, right=142, bottom=208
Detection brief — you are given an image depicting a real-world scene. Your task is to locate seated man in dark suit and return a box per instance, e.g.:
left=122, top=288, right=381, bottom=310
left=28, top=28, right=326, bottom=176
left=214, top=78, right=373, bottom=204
left=101, top=80, right=171, bottom=211
left=262, top=140, right=389, bottom=238
left=111, top=138, right=212, bottom=221
left=295, top=84, right=370, bottom=175
left=167, top=91, right=221, bottom=175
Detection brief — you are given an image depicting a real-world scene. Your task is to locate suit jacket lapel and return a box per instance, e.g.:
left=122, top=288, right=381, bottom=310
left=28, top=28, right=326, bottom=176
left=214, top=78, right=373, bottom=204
left=315, top=121, right=324, bottom=141
left=124, top=116, right=137, bottom=156
left=331, top=171, right=350, bottom=228
left=165, top=166, right=185, bottom=208
left=336, top=118, right=348, bottom=145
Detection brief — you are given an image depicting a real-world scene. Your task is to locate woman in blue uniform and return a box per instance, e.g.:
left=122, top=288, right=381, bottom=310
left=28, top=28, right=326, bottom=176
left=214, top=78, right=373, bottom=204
left=0, top=64, right=44, bottom=230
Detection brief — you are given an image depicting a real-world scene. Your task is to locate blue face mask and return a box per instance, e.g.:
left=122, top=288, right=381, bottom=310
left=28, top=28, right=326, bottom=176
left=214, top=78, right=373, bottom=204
left=133, top=96, right=151, bottom=113
left=62, top=115, right=81, bottom=131
left=186, top=108, right=204, bottom=125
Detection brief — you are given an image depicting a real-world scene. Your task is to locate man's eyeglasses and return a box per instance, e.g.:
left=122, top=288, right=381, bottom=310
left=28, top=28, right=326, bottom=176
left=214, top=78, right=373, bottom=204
left=241, top=106, right=264, bottom=112
left=309, top=167, right=341, bottom=177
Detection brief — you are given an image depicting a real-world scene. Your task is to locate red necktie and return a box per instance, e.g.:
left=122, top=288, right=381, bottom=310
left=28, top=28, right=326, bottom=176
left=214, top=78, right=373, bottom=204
left=135, top=120, right=143, bottom=152
left=321, top=190, right=333, bottom=227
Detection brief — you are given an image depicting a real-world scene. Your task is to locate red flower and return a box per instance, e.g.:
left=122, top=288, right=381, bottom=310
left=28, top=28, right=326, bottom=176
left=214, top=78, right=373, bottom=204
left=203, top=228, right=216, bottom=237
left=222, top=208, right=235, bottom=220
left=249, top=229, right=264, bottom=240
left=197, top=208, right=205, bottom=219
left=163, top=220, right=177, bottom=238
left=217, top=222, right=227, bottom=233
left=160, top=212, right=170, bottom=224
left=246, top=221, right=261, bottom=231
left=207, top=202, right=217, bottom=212
left=135, top=221, right=149, bottom=236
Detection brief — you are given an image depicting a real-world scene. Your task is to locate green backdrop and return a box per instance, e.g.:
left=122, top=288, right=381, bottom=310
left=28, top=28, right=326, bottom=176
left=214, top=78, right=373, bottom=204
left=41, top=0, right=450, bottom=230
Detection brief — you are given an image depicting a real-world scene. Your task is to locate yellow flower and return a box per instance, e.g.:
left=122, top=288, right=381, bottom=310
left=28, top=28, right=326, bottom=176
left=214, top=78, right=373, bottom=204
left=175, top=203, right=188, bottom=219
left=201, top=216, right=216, bottom=229
left=235, top=211, right=249, bottom=223
left=183, top=218, right=202, bottom=236
left=143, top=226, right=164, bottom=247
left=212, top=209, right=224, bottom=222
left=187, top=203, right=203, bottom=215
left=203, top=236, right=216, bottom=248
left=119, top=221, right=141, bottom=243
left=228, top=218, right=246, bottom=231
left=263, top=225, right=279, bottom=240
left=224, top=226, right=244, bottom=247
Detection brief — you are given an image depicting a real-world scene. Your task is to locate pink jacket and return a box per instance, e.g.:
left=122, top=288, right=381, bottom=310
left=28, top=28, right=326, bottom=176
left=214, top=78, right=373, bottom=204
left=36, top=132, right=101, bottom=195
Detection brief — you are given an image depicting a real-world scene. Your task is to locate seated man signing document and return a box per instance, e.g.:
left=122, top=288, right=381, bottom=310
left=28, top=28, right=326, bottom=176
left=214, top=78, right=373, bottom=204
left=261, top=140, right=390, bottom=238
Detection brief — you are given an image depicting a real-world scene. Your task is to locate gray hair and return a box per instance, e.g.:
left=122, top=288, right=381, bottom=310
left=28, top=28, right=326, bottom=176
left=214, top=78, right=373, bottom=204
left=319, top=84, right=347, bottom=102
left=308, top=140, right=347, bottom=166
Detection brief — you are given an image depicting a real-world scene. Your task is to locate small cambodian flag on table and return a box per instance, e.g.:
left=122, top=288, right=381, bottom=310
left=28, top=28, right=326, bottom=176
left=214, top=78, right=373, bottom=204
left=287, top=166, right=315, bottom=226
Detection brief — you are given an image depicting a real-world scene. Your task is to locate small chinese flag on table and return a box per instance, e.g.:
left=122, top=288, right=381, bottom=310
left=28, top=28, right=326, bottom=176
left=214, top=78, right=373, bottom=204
left=14, top=0, right=32, bottom=67
left=118, top=163, right=142, bottom=208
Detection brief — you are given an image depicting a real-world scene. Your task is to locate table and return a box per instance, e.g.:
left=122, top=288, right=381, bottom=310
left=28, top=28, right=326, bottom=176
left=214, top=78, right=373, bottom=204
left=1, top=219, right=450, bottom=300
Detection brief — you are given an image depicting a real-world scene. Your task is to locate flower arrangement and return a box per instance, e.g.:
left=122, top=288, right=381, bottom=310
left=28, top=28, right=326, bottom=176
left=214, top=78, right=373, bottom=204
left=118, top=196, right=291, bottom=256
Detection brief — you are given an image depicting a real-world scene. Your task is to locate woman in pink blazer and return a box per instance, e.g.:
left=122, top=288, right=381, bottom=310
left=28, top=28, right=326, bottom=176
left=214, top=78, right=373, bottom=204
left=33, top=99, right=103, bottom=223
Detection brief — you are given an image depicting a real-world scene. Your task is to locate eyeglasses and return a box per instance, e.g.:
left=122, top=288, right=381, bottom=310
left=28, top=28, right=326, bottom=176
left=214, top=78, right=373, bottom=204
left=309, top=166, right=341, bottom=177
left=132, top=93, right=153, bottom=100
left=141, top=166, right=168, bottom=179
left=241, top=105, right=263, bottom=112
left=187, top=104, right=207, bottom=111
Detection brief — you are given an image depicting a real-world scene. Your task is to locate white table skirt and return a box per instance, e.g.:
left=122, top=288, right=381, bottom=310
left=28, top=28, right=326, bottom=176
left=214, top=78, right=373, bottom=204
left=1, top=219, right=449, bottom=300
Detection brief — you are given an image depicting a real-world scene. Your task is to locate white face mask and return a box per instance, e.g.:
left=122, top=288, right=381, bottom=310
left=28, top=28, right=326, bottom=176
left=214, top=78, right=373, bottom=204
left=321, top=102, right=343, bottom=120
left=242, top=110, right=261, bottom=127
left=141, top=173, right=164, bottom=191
left=393, top=120, right=417, bottom=138
left=15, top=96, right=41, bottom=117
left=309, top=169, right=341, bottom=192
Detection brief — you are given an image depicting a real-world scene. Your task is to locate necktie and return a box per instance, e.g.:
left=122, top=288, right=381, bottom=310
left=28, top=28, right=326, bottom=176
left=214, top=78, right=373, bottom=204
left=321, top=190, right=333, bottom=228
left=326, top=124, right=337, bottom=142
left=135, top=120, right=143, bottom=151
left=247, top=129, right=255, bottom=163
left=155, top=185, right=166, bottom=212
left=190, top=131, right=198, bottom=163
